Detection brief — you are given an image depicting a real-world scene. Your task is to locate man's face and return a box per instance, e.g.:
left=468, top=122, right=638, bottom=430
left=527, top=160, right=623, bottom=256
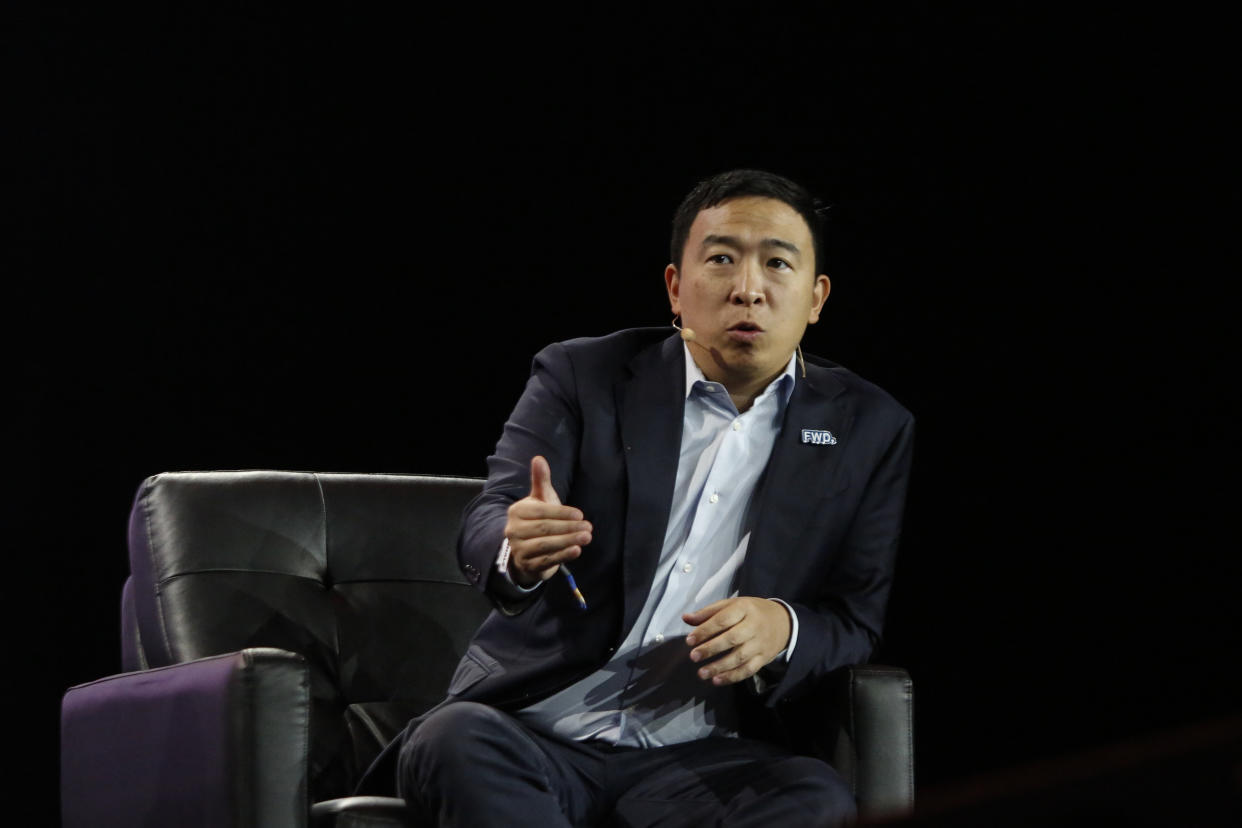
left=665, top=196, right=830, bottom=391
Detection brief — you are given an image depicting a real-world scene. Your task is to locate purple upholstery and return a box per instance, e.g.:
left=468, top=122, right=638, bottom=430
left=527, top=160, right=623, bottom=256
left=61, top=648, right=309, bottom=828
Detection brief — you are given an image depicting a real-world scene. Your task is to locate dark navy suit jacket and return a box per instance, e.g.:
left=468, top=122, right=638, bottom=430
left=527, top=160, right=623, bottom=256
left=359, top=327, right=914, bottom=793
left=450, top=327, right=914, bottom=711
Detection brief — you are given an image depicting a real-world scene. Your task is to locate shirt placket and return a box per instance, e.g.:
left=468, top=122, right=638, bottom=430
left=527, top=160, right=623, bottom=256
left=650, top=405, right=746, bottom=648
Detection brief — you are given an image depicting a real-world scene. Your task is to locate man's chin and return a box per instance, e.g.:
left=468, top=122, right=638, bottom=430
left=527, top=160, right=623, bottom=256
left=708, top=350, right=779, bottom=382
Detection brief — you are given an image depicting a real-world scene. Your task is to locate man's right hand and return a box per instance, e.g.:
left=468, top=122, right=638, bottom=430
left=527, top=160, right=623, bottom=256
left=504, top=455, right=592, bottom=587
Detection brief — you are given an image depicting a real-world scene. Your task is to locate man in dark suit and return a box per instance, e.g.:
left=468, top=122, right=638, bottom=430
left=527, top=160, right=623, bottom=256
left=387, top=170, right=914, bottom=826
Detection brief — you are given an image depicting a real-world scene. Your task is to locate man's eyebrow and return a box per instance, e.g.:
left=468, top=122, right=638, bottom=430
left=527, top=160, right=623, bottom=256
left=700, top=234, right=740, bottom=250
left=700, top=234, right=803, bottom=260
left=764, top=238, right=802, bottom=259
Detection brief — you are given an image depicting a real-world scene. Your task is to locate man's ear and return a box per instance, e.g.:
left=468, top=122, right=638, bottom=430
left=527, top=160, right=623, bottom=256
left=664, top=263, right=682, bottom=315
left=807, top=274, right=831, bottom=324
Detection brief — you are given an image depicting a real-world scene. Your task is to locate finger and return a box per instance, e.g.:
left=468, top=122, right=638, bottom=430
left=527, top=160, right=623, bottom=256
left=695, top=640, right=760, bottom=680
left=510, top=499, right=585, bottom=522
left=681, top=599, right=730, bottom=627
left=514, top=545, right=582, bottom=575
left=511, top=531, right=591, bottom=561
left=508, top=518, right=592, bottom=541
left=695, top=642, right=753, bottom=679
left=689, top=622, right=750, bottom=662
left=529, top=455, right=561, bottom=505
left=708, top=655, right=767, bottom=686
left=685, top=602, right=746, bottom=647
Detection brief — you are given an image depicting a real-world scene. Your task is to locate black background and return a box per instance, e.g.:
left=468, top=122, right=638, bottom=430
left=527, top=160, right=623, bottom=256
left=17, top=4, right=1238, bottom=819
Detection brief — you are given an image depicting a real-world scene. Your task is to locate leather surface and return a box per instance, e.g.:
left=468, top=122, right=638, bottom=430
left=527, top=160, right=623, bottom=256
left=120, top=576, right=147, bottom=671
left=752, top=663, right=915, bottom=816
left=61, top=647, right=309, bottom=828
left=834, top=664, right=915, bottom=817
left=310, top=796, right=413, bottom=827
left=343, top=701, right=431, bottom=787
left=246, top=648, right=314, bottom=828
left=123, top=471, right=492, bottom=801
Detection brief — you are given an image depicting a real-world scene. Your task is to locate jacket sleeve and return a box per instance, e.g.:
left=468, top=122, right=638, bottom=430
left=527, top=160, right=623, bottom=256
left=456, top=342, right=582, bottom=615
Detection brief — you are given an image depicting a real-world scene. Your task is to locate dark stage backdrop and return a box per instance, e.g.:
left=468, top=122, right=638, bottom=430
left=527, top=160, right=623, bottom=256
left=18, top=5, right=1238, bottom=821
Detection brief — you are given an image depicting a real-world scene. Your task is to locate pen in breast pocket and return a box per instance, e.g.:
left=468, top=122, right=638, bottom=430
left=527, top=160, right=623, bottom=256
left=560, top=564, right=588, bottom=610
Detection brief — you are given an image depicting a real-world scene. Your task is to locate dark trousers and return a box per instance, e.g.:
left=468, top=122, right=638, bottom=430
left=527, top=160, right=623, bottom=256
left=399, top=701, right=856, bottom=827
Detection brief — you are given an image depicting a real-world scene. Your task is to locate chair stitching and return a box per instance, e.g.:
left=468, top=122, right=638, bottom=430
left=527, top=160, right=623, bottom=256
left=155, top=570, right=474, bottom=587
left=312, top=473, right=341, bottom=661
left=69, top=649, right=300, bottom=688
left=313, top=472, right=330, bottom=580
left=905, top=678, right=914, bottom=804
left=141, top=480, right=174, bottom=660
left=156, top=568, right=341, bottom=584
left=297, top=663, right=310, bottom=815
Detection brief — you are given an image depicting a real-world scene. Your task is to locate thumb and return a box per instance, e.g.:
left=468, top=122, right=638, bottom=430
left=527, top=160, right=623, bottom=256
left=529, top=455, right=561, bottom=505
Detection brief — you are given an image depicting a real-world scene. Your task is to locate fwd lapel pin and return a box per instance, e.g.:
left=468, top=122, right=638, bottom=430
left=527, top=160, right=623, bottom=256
left=801, top=429, right=838, bottom=446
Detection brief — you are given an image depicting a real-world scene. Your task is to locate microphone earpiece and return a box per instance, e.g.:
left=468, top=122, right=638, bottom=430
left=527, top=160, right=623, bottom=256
left=680, top=326, right=713, bottom=355
left=673, top=317, right=708, bottom=352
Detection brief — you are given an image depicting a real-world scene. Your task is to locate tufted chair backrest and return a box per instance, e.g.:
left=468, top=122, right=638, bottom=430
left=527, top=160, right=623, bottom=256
left=122, top=471, right=491, bottom=801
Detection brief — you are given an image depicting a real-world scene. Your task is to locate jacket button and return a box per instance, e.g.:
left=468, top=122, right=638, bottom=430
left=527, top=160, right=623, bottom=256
left=464, top=564, right=479, bottom=581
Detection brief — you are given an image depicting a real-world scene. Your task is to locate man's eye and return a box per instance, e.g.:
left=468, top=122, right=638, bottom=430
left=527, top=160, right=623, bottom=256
left=769, top=258, right=792, bottom=270
left=707, top=254, right=733, bottom=264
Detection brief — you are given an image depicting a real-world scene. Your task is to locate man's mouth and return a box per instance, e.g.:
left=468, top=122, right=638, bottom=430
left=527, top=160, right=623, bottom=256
left=726, top=322, right=763, bottom=342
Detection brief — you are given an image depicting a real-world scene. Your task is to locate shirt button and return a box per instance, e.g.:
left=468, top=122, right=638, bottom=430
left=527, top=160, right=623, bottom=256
left=654, top=634, right=665, bottom=643
left=682, top=562, right=693, bottom=573
left=732, top=421, right=742, bottom=431
left=709, top=493, right=719, bottom=504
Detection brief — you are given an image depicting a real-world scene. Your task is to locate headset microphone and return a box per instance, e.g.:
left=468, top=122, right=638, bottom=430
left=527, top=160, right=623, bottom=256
left=679, top=326, right=713, bottom=355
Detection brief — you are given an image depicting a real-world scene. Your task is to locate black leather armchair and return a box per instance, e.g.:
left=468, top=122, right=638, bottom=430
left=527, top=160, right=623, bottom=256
left=61, top=471, right=914, bottom=827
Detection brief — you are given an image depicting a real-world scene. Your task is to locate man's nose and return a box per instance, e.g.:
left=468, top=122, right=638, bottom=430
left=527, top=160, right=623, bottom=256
left=730, top=261, right=765, bottom=305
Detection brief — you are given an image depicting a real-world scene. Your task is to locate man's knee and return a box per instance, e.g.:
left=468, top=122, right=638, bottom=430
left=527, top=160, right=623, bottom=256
left=400, top=702, right=510, bottom=781
left=777, top=756, right=857, bottom=826
left=397, top=702, right=575, bottom=824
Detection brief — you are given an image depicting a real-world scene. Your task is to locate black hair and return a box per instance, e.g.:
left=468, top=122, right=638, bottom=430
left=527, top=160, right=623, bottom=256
left=670, top=169, right=828, bottom=272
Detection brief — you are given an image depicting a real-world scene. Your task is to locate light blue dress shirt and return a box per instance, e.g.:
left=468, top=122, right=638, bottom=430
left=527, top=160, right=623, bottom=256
left=510, top=345, right=801, bottom=747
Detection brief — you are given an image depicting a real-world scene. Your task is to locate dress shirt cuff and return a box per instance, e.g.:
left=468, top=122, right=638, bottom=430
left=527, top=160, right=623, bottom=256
left=495, top=537, right=542, bottom=597
left=767, top=598, right=799, bottom=665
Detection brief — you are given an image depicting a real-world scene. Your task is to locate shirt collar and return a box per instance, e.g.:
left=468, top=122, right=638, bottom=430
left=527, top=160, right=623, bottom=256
left=682, top=343, right=798, bottom=405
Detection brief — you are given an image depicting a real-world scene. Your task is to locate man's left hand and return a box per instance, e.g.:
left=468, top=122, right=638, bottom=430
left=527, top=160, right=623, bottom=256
left=682, top=598, right=792, bottom=686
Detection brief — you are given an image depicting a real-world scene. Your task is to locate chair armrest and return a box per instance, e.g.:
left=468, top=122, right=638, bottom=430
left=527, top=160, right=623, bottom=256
left=61, top=647, right=310, bottom=828
left=311, top=796, right=414, bottom=827
left=833, top=664, right=914, bottom=818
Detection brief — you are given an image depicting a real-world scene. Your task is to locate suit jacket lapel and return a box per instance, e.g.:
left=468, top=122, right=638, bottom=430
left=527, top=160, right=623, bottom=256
left=616, top=334, right=685, bottom=637
left=739, top=361, right=853, bottom=598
